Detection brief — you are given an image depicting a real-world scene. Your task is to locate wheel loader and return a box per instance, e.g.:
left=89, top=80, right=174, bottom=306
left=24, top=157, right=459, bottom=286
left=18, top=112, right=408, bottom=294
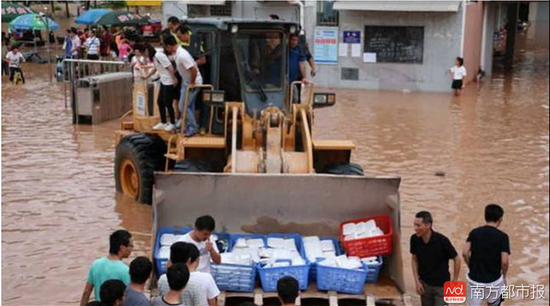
left=114, top=18, right=408, bottom=304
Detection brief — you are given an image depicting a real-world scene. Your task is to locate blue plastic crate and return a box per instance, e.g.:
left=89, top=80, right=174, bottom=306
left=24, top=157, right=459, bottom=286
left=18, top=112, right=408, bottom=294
left=258, top=260, right=311, bottom=292
left=365, top=257, right=384, bottom=283
left=258, top=234, right=310, bottom=292
left=316, top=263, right=368, bottom=295
left=301, top=237, right=343, bottom=282
left=209, top=233, right=265, bottom=293
left=153, top=227, right=192, bottom=276
left=212, top=262, right=257, bottom=293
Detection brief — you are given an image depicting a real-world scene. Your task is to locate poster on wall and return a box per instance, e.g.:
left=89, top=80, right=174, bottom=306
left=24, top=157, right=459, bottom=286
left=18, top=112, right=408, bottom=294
left=339, top=44, right=349, bottom=57
left=314, top=27, right=339, bottom=64
left=351, top=44, right=362, bottom=57
left=343, top=31, right=362, bottom=44
left=363, top=52, right=377, bottom=63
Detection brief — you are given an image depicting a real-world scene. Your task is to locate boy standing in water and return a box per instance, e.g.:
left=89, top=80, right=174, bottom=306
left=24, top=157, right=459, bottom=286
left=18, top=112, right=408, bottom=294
left=6, top=45, right=25, bottom=84
left=450, top=57, right=467, bottom=96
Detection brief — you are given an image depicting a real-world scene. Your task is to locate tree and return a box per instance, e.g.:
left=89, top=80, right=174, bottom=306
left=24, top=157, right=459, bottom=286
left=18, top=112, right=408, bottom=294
left=65, top=1, right=70, bottom=18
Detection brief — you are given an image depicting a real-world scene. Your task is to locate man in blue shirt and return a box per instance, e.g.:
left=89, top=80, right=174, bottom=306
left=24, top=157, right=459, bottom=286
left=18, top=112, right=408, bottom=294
left=79, top=230, right=133, bottom=306
left=289, top=34, right=309, bottom=104
left=289, top=34, right=308, bottom=84
left=62, top=29, right=73, bottom=59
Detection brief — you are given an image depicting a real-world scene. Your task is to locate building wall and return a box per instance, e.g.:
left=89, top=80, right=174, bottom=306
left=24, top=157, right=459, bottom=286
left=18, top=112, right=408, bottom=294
left=304, top=9, right=464, bottom=92
left=462, top=1, right=484, bottom=83
left=529, top=1, right=549, bottom=49
left=162, top=1, right=188, bottom=24
left=232, top=1, right=301, bottom=22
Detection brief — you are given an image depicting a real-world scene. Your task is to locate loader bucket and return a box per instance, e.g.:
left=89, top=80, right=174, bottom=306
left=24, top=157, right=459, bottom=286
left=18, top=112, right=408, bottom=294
left=152, top=173, right=406, bottom=292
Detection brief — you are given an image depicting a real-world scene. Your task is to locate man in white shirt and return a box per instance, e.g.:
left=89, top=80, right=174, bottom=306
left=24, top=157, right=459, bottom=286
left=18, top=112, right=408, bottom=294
left=157, top=242, right=208, bottom=306
left=163, top=35, right=203, bottom=136
left=6, top=45, right=26, bottom=84
left=70, top=29, right=82, bottom=59
left=177, top=216, right=221, bottom=274
left=450, top=57, right=467, bottom=96
left=186, top=244, right=220, bottom=306
left=84, top=30, right=101, bottom=60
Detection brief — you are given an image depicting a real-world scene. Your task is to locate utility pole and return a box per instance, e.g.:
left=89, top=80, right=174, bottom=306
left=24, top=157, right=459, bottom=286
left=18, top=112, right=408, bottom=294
left=39, top=11, right=53, bottom=83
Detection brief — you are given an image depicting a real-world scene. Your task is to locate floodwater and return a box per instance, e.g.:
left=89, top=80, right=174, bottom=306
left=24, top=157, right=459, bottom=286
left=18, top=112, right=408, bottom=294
left=2, top=41, right=549, bottom=306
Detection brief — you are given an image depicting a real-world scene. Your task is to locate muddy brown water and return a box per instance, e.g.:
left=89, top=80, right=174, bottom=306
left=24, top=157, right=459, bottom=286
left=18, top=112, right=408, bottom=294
left=2, top=36, right=549, bottom=305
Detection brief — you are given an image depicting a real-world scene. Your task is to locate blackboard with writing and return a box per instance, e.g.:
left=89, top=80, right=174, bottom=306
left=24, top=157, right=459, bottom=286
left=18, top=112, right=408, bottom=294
left=364, top=26, right=425, bottom=64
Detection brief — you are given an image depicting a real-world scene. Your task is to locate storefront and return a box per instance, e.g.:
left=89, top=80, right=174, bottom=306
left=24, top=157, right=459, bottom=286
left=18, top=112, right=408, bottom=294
left=308, top=0, right=467, bottom=92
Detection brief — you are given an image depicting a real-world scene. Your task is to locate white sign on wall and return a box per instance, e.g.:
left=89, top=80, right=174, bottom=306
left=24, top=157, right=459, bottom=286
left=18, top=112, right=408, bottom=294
left=136, top=92, right=146, bottom=116
left=314, top=27, right=339, bottom=64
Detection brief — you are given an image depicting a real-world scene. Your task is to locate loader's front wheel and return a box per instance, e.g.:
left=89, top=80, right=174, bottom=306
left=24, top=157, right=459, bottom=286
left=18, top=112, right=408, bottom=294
left=326, top=163, right=365, bottom=176
left=115, top=134, right=166, bottom=204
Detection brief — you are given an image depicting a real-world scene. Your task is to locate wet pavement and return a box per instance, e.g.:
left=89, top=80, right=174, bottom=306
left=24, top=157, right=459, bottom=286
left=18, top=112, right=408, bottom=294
left=2, top=37, right=549, bottom=306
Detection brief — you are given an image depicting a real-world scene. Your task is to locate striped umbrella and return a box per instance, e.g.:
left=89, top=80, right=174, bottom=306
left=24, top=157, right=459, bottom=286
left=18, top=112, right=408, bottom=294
left=94, top=11, right=150, bottom=27
left=1, top=2, right=35, bottom=23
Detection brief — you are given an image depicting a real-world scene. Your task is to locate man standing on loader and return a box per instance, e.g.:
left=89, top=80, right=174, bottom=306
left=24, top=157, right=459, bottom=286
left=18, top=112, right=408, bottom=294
left=289, top=34, right=309, bottom=103
left=163, top=35, right=203, bottom=137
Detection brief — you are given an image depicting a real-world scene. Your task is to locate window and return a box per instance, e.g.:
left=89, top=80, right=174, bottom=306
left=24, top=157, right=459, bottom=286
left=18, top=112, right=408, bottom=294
left=188, top=2, right=233, bottom=18
left=317, top=1, right=339, bottom=27
left=236, top=31, right=285, bottom=92
left=210, top=1, right=233, bottom=17
left=187, top=5, right=209, bottom=18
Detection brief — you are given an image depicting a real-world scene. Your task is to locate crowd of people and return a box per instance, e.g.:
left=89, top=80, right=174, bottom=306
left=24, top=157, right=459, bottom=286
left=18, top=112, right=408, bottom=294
left=77, top=204, right=511, bottom=306
left=61, top=25, right=137, bottom=61
left=78, top=215, right=302, bottom=306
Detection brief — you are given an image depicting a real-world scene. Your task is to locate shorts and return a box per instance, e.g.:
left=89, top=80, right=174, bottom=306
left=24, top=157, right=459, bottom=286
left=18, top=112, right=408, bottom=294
left=467, top=274, right=505, bottom=306
left=452, top=79, right=463, bottom=90
left=420, top=282, right=445, bottom=306
left=87, top=54, right=100, bottom=60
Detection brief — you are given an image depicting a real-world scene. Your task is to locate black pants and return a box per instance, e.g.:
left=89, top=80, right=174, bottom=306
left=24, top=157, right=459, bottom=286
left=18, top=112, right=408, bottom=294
left=2, top=60, right=8, bottom=76
left=291, top=82, right=302, bottom=104
left=158, top=84, right=176, bottom=124
left=87, top=54, right=100, bottom=60
left=9, top=67, right=25, bottom=84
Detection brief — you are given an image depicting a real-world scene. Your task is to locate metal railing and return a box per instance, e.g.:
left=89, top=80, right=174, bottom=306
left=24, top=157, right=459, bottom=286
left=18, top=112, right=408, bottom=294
left=62, top=59, right=131, bottom=120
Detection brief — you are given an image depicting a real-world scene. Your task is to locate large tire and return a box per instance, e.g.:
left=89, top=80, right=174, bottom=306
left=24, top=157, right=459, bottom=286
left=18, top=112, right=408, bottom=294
left=326, top=163, right=365, bottom=176
left=115, top=134, right=166, bottom=204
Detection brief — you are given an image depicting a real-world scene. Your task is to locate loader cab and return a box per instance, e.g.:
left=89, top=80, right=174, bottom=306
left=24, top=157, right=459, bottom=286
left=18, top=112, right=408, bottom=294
left=182, top=19, right=299, bottom=116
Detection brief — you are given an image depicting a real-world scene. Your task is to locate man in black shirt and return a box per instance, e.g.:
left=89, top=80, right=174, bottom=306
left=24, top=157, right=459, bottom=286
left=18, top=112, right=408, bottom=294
left=463, top=204, right=510, bottom=306
left=411, top=211, right=461, bottom=306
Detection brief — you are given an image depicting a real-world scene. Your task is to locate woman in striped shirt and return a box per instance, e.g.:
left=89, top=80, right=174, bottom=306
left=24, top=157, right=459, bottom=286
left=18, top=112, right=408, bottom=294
left=84, top=30, right=101, bottom=60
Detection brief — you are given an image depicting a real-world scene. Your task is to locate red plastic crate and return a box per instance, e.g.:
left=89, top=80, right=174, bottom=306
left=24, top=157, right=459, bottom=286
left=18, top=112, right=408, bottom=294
left=339, top=216, right=393, bottom=258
